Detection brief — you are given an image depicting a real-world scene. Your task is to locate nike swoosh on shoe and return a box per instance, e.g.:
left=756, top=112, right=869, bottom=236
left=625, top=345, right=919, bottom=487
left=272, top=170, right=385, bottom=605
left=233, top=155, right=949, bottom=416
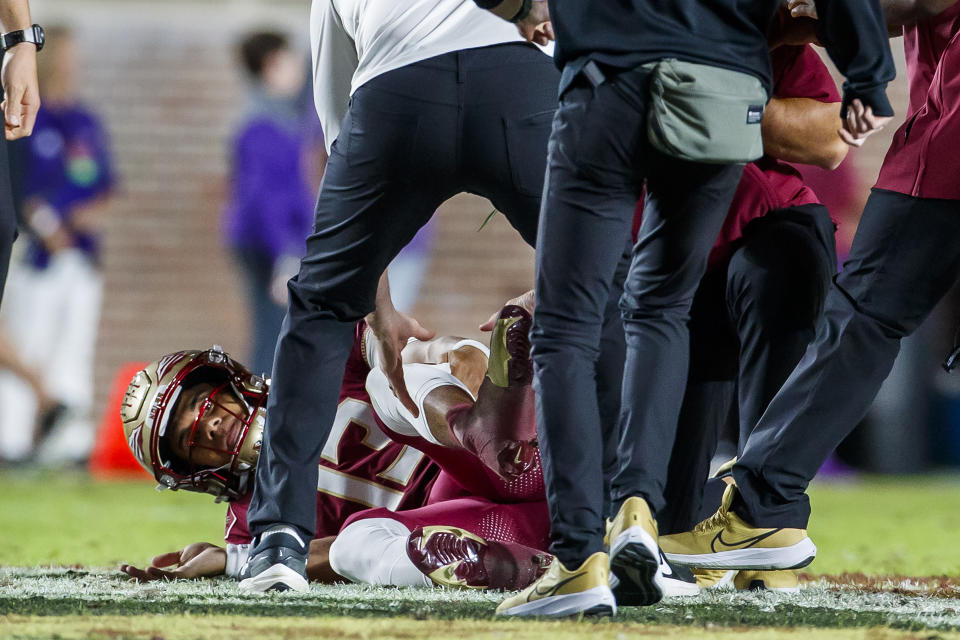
left=711, top=528, right=781, bottom=553
left=529, top=572, right=586, bottom=601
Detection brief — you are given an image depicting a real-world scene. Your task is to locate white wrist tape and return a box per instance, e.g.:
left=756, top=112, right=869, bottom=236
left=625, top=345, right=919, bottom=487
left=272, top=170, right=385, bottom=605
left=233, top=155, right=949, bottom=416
left=225, top=543, right=251, bottom=578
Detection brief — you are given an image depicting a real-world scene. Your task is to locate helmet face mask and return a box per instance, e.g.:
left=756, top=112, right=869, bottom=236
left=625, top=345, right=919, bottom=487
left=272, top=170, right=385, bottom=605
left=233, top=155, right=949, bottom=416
left=123, top=347, right=267, bottom=502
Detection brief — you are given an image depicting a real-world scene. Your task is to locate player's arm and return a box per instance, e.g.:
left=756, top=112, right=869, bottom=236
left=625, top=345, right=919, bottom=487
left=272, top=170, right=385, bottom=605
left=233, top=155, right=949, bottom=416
left=306, top=536, right=342, bottom=583
left=120, top=542, right=227, bottom=582
left=364, top=323, right=489, bottom=397
left=0, top=0, right=39, bottom=139
left=762, top=98, right=849, bottom=169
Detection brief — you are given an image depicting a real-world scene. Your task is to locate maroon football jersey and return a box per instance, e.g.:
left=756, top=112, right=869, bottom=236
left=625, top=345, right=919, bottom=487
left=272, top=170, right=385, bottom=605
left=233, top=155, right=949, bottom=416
left=226, top=322, right=439, bottom=544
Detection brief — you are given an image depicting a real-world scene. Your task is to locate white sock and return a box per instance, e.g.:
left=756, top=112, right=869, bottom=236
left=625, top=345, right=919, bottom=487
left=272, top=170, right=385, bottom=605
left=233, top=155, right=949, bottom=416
left=365, top=363, right=473, bottom=445
left=329, top=518, right=431, bottom=587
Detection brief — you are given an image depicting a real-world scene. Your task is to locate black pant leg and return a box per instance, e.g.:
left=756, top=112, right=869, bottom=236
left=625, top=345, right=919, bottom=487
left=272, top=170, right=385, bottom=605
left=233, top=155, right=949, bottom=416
left=659, top=262, right=739, bottom=534
left=599, top=242, right=631, bottom=520
left=611, top=153, right=742, bottom=517
left=734, top=190, right=960, bottom=528
left=0, top=135, right=18, bottom=305
left=247, top=62, right=458, bottom=539
left=727, top=204, right=836, bottom=449
left=532, top=78, right=645, bottom=565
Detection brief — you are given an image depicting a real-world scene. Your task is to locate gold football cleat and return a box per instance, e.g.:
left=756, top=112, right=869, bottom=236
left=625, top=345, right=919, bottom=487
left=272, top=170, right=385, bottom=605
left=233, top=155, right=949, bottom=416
left=660, top=484, right=816, bottom=570
left=496, top=551, right=616, bottom=617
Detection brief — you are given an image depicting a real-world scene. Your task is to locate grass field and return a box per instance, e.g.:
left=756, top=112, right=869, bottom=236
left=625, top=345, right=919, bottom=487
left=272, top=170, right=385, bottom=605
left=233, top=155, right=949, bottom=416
left=2, top=470, right=960, bottom=638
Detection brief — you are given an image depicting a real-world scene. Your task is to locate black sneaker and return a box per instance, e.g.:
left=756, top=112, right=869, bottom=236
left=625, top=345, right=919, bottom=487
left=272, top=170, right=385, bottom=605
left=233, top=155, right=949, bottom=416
left=237, top=526, right=309, bottom=593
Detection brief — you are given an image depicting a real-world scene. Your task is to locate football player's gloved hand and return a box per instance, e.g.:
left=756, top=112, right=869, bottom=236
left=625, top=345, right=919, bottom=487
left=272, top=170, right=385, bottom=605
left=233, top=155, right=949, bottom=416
left=120, top=542, right=227, bottom=582
left=480, top=289, right=535, bottom=332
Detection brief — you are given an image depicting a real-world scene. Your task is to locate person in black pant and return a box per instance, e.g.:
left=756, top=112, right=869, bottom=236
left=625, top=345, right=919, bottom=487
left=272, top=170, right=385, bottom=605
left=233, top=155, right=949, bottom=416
left=240, top=1, right=636, bottom=594
left=660, top=0, right=960, bottom=577
left=478, top=0, right=895, bottom=618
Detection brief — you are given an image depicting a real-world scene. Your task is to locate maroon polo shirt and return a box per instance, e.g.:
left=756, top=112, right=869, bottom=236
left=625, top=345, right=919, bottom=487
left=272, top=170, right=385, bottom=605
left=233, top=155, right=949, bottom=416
left=875, top=4, right=960, bottom=199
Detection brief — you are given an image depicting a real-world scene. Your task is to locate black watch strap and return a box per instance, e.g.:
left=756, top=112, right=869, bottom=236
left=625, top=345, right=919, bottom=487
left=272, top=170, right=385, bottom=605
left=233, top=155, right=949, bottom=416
left=509, top=0, right=533, bottom=23
left=1, top=24, right=44, bottom=53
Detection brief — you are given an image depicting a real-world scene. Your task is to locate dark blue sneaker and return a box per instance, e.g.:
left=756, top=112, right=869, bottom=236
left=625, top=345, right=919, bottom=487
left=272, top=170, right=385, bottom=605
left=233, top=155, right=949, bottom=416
left=238, top=526, right=309, bottom=593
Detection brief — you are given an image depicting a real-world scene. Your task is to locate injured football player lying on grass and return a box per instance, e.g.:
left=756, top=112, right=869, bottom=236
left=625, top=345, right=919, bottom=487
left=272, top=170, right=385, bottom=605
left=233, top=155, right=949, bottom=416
left=118, top=304, right=700, bottom=596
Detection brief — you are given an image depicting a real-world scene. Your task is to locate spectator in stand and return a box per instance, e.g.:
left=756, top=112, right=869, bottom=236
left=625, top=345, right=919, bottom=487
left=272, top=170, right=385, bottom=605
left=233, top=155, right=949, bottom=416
left=223, top=31, right=318, bottom=378
left=0, top=25, right=113, bottom=465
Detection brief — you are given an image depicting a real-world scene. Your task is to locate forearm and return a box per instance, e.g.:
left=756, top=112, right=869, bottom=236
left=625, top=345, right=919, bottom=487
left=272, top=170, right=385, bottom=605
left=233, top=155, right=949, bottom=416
left=371, top=271, right=396, bottom=319
left=880, top=0, right=958, bottom=28
left=762, top=98, right=848, bottom=169
left=0, top=0, right=31, bottom=31
left=307, top=536, right=343, bottom=583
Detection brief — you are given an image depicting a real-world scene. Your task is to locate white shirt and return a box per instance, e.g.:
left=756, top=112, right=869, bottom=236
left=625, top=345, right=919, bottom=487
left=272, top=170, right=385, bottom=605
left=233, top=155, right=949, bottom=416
left=310, top=0, right=531, bottom=153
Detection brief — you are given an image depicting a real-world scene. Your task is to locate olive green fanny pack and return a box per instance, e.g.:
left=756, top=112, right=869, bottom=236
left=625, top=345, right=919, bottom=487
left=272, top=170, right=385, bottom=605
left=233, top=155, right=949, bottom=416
left=644, top=58, right=768, bottom=164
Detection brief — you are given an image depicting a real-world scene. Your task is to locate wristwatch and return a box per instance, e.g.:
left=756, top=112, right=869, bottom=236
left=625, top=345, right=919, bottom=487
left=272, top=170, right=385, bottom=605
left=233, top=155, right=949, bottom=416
left=0, top=24, right=44, bottom=53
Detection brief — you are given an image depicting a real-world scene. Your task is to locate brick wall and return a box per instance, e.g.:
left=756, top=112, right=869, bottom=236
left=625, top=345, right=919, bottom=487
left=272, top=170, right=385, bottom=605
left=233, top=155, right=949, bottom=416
left=29, top=1, right=904, bottom=428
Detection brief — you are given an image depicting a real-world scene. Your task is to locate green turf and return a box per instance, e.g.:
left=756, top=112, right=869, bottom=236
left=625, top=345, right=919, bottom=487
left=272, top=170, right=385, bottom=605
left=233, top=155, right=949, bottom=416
left=3, top=471, right=960, bottom=636
left=0, top=469, right=223, bottom=567
left=2, top=568, right=959, bottom=633
left=1, top=470, right=957, bottom=576
left=6, top=614, right=956, bottom=640
left=807, top=475, right=960, bottom=576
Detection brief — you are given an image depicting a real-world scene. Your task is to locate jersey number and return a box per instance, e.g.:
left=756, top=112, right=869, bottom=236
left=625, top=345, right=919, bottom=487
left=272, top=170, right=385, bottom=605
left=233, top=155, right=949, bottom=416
left=317, top=398, right=425, bottom=510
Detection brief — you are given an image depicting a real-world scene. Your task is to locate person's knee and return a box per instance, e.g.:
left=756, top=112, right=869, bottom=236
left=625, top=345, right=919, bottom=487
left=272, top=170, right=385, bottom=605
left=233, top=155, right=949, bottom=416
left=619, top=289, right=693, bottom=327
left=832, top=276, right=920, bottom=339
left=728, top=239, right=831, bottom=330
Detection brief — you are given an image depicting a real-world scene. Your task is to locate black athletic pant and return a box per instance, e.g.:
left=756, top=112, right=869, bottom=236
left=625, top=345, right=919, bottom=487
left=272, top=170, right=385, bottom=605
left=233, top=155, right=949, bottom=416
left=532, top=66, right=743, bottom=565
left=733, top=189, right=960, bottom=529
left=658, top=204, right=837, bottom=535
left=246, top=43, right=566, bottom=540
left=0, top=135, right=18, bottom=304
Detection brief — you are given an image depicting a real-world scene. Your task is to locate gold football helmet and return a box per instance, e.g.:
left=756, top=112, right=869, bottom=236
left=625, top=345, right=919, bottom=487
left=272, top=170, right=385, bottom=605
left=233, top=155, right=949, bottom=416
left=121, top=346, right=267, bottom=501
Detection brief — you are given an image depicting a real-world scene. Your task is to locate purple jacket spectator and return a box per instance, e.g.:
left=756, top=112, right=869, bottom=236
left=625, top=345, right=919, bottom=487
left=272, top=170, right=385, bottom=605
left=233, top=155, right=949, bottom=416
left=24, top=104, right=114, bottom=269
left=222, top=95, right=316, bottom=264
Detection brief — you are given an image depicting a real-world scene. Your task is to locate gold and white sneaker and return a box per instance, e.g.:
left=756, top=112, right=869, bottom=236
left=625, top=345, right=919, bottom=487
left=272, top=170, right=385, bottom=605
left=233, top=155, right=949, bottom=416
left=496, top=551, right=616, bottom=617
left=605, top=497, right=664, bottom=606
left=660, top=484, right=816, bottom=570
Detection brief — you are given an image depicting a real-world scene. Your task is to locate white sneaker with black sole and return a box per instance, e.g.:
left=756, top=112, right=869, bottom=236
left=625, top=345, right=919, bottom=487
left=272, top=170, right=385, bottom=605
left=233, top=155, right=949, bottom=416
left=238, top=525, right=309, bottom=593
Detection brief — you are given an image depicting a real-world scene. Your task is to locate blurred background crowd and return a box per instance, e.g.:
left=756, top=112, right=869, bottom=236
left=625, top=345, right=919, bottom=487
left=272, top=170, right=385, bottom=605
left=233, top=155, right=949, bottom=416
left=0, top=0, right=956, bottom=476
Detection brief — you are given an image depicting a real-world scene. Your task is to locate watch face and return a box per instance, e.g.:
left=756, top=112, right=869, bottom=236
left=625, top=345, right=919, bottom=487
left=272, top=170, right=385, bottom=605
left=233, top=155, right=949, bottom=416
left=32, top=25, right=44, bottom=51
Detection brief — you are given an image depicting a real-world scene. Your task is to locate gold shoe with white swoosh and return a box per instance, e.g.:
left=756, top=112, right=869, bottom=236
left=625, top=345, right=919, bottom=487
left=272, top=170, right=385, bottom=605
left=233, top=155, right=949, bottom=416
left=660, top=484, right=816, bottom=571
left=496, top=551, right=616, bottom=618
